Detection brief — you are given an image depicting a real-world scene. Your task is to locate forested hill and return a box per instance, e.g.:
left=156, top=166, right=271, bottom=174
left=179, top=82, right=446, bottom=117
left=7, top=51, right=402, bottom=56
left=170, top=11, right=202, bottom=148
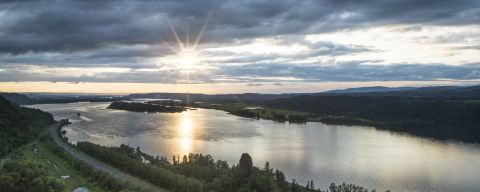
left=0, top=93, right=35, bottom=105
left=319, top=85, right=480, bottom=99
left=0, top=96, right=54, bottom=157
left=264, top=94, right=480, bottom=143
left=324, top=86, right=416, bottom=94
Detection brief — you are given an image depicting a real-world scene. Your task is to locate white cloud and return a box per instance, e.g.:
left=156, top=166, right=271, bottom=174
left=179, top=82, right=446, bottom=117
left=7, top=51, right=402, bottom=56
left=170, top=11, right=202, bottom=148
left=306, top=25, right=480, bottom=65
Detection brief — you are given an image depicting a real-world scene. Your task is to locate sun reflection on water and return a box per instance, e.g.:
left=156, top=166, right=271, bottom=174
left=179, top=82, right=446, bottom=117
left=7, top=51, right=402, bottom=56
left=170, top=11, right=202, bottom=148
left=178, top=111, right=194, bottom=155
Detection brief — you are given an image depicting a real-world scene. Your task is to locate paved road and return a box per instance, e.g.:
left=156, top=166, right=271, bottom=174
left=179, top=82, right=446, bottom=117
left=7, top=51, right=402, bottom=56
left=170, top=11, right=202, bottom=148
left=49, top=124, right=168, bottom=192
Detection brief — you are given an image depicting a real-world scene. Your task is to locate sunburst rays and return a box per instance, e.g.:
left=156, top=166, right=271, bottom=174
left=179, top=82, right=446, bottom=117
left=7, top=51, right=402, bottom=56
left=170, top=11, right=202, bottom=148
left=155, top=8, right=213, bottom=85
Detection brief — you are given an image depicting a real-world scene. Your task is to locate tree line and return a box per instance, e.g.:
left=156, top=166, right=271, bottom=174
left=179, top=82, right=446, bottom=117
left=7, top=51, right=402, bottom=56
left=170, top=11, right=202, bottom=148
left=42, top=137, right=139, bottom=192
left=75, top=142, right=386, bottom=192
left=264, top=95, right=480, bottom=143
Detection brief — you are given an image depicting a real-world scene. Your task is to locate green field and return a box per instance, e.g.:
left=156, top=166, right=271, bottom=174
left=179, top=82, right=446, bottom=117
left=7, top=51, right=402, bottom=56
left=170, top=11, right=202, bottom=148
left=194, top=102, right=312, bottom=121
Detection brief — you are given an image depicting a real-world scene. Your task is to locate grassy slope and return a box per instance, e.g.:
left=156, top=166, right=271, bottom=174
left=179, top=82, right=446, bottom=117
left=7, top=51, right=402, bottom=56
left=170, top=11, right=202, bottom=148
left=1, top=139, right=106, bottom=192
left=0, top=95, right=123, bottom=191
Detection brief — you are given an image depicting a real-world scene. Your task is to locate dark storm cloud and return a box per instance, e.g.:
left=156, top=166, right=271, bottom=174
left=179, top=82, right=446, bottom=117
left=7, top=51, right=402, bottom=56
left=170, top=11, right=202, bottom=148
left=1, top=0, right=479, bottom=54
left=0, top=0, right=479, bottom=84
left=0, top=44, right=171, bottom=68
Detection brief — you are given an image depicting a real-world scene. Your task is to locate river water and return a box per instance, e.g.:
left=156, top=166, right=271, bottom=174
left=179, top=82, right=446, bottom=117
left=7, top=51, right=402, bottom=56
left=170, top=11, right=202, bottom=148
left=29, top=102, right=480, bottom=191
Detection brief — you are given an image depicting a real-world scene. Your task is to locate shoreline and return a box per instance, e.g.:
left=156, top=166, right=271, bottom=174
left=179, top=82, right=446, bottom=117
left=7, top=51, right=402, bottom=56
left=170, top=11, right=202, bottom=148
left=190, top=104, right=480, bottom=145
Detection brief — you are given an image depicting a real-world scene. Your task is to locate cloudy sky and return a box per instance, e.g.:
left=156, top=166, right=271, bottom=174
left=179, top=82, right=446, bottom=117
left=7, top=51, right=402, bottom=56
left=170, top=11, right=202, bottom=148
left=1, top=0, right=479, bottom=94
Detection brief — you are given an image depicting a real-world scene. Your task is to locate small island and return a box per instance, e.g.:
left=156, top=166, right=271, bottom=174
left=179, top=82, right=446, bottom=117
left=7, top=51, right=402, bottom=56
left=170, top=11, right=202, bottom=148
left=107, top=101, right=186, bottom=113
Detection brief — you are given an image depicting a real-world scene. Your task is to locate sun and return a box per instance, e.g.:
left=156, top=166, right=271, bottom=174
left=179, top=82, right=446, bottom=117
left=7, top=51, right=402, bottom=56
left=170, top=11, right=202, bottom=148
left=181, top=55, right=195, bottom=67
left=162, top=12, right=212, bottom=71
left=180, top=48, right=197, bottom=68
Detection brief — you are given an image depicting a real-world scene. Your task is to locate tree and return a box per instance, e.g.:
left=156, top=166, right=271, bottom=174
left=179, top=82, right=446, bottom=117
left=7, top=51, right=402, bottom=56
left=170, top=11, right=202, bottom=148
left=264, top=161, right=271, bottom=172
left=183, top=155, right=188, bottom=163
left=291, top=179, right=298, bottom=192
left=239, top=153, right=253, bottom=174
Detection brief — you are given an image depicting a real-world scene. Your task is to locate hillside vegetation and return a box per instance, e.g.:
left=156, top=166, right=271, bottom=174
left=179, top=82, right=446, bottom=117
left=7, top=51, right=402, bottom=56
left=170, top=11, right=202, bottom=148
left=264, top=95, right=480, bottom=143
left=0, top=96, right=54, bottom=157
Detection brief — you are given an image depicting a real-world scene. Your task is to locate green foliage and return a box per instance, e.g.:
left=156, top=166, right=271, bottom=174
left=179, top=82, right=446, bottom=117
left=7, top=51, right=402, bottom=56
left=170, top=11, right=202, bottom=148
left=75, top=142, right=382, bottom=192
left=42, top=139, right=130, bottom=192
left=0, top=96, right=54, bottom=157
left=181, top=153, right=276, bottom=191
left=76, top=142, right=203, bottom=192
left=0, top=160, right=65, bottom=192
left=328, top=182, right=382, bottom=192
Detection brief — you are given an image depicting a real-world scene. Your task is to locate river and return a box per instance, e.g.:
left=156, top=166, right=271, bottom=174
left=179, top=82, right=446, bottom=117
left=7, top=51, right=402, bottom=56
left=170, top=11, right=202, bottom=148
left=29, top=102, right=480, bottom=191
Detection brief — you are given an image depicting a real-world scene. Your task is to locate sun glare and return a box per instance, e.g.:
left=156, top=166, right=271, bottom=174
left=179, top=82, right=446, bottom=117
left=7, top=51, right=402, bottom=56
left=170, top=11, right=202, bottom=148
left=162, top=12, right=212, bottom=72
left=180, top=49, right=198, bottom=68
left=178, top=111, right=193, bottom=155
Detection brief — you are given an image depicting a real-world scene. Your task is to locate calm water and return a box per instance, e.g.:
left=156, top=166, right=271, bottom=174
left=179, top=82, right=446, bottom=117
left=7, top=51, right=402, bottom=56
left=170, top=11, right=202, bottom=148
left=30, top=102, right=480, bottom=191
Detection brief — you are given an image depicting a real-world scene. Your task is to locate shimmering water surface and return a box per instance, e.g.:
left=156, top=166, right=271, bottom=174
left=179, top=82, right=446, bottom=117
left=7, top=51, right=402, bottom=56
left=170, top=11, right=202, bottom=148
left=30, top=102, right=480, bottom=191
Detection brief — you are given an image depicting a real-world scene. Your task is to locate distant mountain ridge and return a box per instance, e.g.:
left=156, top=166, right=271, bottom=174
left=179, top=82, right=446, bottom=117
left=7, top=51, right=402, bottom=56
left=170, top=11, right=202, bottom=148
left=0, top=93, right=35, bottom=105
left=322, top=85, right=480, bottom=99
left=129, top=85, right=480, bottom=100
left=2, top=85, right=480, bottom=105
left=324, top=86, right=416, bottom=93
